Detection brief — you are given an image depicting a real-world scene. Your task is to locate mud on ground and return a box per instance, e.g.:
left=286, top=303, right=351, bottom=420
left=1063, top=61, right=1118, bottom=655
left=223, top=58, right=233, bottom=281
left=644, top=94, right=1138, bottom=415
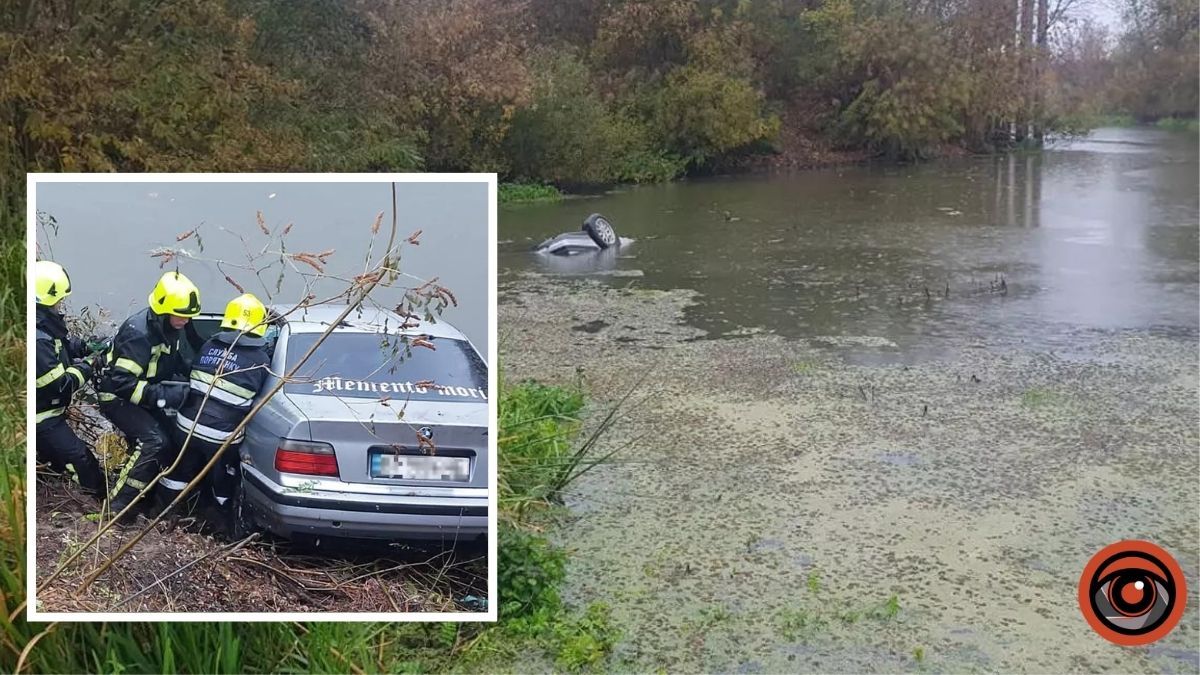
left=35, top=478, right=486, bottom=614
left=500, top=274, right=1200, bottom=674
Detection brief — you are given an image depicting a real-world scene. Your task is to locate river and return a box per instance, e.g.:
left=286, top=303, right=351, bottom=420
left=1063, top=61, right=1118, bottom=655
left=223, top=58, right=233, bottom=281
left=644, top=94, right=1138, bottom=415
left=499, top=127, right=1199, bottom=672
left=35, top=180, right=490, bottom=353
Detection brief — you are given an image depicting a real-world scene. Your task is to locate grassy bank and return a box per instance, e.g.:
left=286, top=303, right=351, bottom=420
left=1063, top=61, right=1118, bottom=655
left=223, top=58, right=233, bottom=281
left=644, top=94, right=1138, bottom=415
left=1155, top=117, right=1200, bottom=132
left=499, top=183, right=564, bottom=205
left=1080, top=114, right=1199, bottom=132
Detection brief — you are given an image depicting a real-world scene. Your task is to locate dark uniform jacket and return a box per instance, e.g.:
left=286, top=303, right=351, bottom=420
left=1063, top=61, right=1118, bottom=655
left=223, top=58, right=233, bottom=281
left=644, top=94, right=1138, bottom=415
left=35, top=307, right=90, bottom=424
left=176, top=330, right=270, bottom=445
left=98, top=308, right=199, bottom=407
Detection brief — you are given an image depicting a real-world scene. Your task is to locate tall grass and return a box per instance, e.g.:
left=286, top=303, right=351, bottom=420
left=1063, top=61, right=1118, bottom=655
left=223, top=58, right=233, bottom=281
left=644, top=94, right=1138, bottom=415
left=498, top=378, right=585, bottom=511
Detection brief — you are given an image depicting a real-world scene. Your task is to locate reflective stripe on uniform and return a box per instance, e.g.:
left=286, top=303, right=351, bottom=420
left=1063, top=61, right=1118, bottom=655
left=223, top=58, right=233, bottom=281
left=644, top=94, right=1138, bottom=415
left=66, top=366, right=85, bottom=387
left=35, top=407, right=66, bottom=423
left=159, top=477, right=188, bottom=491
left=190, top=370, right=256, bottom=400
left=35, top=364, right=65, bottom=388
left=113, top=357, right=144, bottom=377
left=147, top=343, right=171, bottom=379
left=99, top=381, right=147, bottom=404
left=125, top=477, right=148, bottom=490
left=110, top=448, right=142, bottom=497
left=189, top=379, right=252, bottom=407
left=175, top=411, right=244, bottom=444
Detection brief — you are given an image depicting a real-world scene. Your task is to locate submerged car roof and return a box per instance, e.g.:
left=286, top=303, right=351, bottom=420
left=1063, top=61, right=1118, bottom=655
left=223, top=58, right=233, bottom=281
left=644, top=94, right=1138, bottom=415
left=271, top=303, right=469, bottom=341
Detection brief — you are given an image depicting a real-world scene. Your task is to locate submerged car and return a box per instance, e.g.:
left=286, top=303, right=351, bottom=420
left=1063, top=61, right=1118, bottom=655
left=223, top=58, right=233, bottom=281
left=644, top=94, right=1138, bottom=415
left=534, top=213, right=621, bottom=256
left=185, top=304, right=489, bottom=544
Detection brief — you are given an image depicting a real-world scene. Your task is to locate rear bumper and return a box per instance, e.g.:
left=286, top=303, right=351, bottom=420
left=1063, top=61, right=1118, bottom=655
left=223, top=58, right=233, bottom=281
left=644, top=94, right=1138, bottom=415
left=242, top=467, right=488, bottom=542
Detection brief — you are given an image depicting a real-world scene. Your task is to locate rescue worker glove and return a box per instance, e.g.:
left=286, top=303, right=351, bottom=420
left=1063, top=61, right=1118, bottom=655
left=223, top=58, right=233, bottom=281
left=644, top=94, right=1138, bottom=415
left=67, top=336, right=88, bottom=359
left=146, top=380, right=189, bottom=411
left=86, top=353, right=105, bottom=376
left=70, top=359, right=93, bottom=383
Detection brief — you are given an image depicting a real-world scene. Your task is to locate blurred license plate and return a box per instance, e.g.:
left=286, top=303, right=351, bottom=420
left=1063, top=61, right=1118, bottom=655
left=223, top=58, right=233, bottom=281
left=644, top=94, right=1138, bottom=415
left=371, top=453, right=469, bottom=481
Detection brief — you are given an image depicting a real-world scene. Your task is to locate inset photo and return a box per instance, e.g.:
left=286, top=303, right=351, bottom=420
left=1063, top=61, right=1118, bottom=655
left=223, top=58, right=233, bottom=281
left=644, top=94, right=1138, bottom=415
left=28, top=174, right=496, bottom=620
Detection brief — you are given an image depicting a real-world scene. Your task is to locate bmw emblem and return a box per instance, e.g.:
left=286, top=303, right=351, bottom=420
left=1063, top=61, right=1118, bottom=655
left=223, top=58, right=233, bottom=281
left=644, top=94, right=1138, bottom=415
left=418, top=426, right=434, bottom=440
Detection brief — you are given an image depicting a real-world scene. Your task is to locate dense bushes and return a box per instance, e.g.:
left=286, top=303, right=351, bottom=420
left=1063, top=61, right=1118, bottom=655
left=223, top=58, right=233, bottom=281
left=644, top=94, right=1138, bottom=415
left=504, top=51, right=646, bottom=186
left=652, top=65, right=780, bottom=167
left=834, top=14, right=971, bottom=158
left=4, top=0, right=1194, bottom=211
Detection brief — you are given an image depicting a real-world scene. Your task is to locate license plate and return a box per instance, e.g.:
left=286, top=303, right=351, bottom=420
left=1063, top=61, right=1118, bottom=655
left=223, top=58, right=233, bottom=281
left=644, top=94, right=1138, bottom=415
left=370, top=453, right=470, bottom=481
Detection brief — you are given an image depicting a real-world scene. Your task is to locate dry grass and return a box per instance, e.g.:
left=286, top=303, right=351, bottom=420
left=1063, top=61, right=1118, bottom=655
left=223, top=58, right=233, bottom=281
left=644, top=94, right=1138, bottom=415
left=34, top=477, right=485, bottom=614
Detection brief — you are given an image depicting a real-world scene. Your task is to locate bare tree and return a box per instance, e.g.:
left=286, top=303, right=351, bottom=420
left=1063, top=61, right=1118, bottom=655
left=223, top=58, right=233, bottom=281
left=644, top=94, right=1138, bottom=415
left=1019, top=0, right=1036, bottom=141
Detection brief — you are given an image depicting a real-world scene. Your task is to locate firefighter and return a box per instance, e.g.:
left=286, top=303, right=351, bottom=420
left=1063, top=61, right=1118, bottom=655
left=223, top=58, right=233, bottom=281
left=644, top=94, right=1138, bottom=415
left=162, top=293, right=271, bottom=523
left=34, top=261, right=105, bottom=496
left=98, top=271, right=203, bottom=516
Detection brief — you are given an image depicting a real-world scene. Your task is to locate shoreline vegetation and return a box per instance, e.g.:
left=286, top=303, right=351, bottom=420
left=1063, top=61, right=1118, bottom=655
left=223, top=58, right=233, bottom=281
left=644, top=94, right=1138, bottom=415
left=498, top=112, right=1199, bottom=203
left=5, top=1, right=1196, bottom=218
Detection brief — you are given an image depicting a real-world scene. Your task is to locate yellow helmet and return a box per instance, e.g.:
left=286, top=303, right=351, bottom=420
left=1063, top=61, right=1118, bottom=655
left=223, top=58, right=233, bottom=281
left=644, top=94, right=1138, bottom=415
left=148, top=271, right=201, bottom=317
left=34, top=260, right=72, bottom=307
left=221, top=293, right=268, bottom=337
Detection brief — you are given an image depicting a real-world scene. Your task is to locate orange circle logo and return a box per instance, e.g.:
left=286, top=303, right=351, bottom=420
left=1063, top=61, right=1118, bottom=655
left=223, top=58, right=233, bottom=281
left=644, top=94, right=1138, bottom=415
left=1078, top=540, right=1188, bottom=646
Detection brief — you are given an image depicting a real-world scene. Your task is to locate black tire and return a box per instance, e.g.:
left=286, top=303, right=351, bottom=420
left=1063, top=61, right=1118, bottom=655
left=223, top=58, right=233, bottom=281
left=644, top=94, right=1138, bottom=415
left=582, top=213, right=619, bottom=249
left=227, top=471, right=256, bottom=540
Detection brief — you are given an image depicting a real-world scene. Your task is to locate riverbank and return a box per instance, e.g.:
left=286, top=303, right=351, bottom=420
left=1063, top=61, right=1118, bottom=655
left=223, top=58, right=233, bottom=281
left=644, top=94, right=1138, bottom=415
left=498, top=273, right=1200, bottom=673
left=502, top=116, right=1200, bottom=206
left=34, top=474, right=483, bottom=613
left=500, top=126, right=872, bottom=205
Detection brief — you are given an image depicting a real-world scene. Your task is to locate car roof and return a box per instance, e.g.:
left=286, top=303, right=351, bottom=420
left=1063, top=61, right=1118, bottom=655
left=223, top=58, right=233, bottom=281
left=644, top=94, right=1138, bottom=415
left=270, top=303, right=468, bottom=341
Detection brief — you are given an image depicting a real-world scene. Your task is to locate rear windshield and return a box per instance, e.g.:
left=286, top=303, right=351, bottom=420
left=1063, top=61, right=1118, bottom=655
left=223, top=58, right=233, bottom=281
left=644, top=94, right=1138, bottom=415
left=283, top=332, right=487, bottom=402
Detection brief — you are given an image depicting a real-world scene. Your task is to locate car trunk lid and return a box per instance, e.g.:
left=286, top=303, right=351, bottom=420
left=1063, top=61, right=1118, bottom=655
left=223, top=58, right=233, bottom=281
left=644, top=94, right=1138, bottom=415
left=284, top=393, right=487, bottom=489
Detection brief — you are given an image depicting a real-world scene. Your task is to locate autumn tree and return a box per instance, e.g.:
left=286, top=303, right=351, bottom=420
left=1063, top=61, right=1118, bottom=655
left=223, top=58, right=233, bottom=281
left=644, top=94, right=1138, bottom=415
left=360, top=0, right=533, bottom=174
left=1107, top=0, right=1199, bottom=120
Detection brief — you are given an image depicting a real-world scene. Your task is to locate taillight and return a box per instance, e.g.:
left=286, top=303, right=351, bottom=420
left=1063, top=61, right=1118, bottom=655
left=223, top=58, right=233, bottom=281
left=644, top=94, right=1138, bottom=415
left=274, top=439, right=339, bottom=477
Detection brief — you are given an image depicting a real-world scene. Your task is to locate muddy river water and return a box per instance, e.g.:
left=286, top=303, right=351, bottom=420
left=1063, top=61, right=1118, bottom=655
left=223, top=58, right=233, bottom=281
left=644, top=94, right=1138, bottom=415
left=499, top=128, right=1199, bottom=672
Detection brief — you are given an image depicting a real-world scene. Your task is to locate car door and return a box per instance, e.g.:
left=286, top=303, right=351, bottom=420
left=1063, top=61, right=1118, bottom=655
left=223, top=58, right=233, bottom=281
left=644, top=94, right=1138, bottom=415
left=179, top=313, right=224, bottom=367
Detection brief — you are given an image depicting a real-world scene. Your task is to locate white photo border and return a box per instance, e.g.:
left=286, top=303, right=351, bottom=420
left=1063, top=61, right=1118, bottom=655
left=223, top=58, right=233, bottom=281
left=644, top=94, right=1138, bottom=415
left=26, top=172, right=498, bottom=623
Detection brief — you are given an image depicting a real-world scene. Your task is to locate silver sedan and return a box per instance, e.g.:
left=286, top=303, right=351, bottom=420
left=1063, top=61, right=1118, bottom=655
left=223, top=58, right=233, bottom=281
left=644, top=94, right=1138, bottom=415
left=187, top=304, right=489, bottom=544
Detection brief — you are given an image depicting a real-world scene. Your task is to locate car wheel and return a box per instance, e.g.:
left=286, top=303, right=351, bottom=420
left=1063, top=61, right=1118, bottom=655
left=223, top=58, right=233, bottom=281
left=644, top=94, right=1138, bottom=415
left=227, top=473, right=256, bottom=540
left=582, top=213, right=619, bottom=249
